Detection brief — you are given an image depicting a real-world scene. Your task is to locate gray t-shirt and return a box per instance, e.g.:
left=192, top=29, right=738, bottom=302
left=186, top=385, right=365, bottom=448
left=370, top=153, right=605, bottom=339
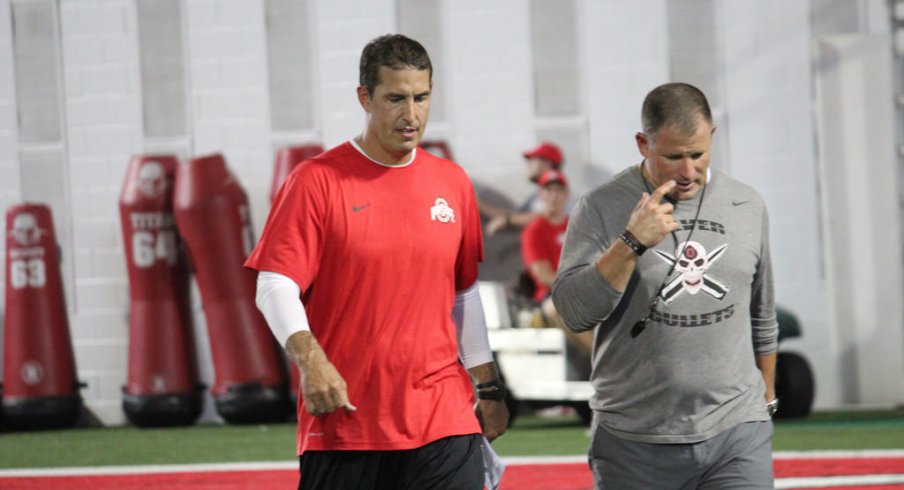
left=552, top=165, right=778, bottom=444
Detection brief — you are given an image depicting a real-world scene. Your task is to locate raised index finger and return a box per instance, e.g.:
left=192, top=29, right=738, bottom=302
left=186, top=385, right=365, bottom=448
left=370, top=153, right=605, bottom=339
left=649, top=180, right=677, bottom=204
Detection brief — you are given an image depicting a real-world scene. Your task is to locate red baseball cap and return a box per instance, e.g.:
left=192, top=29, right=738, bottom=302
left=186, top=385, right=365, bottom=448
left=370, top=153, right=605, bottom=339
left=523, top=142, right=563, bottom=167
left=538, top=169, right=568, bottom=188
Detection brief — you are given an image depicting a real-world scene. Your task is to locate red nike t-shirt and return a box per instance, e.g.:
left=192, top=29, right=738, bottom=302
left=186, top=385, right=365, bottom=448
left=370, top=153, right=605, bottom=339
left=245, top=142, right=483, bottom=454
left=521, top=217, right=569, bottom=302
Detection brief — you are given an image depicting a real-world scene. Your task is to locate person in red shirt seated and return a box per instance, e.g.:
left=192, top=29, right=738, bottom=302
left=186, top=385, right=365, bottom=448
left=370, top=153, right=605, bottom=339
left=521, top=169, right=593, bottom=358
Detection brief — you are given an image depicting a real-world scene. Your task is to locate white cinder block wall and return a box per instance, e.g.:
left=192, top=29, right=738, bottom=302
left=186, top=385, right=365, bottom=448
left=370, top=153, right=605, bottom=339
left=0, top=0, right=900, bottom=425
left=443, top=1, right=536, bottom=200
left=583, top=0, right=670, bottom=174
left=58, top=0, right=143, bottom=423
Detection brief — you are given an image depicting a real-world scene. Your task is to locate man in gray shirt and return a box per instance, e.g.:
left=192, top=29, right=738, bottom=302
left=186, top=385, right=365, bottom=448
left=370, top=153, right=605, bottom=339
left=552, top=82, right=778, bottom=489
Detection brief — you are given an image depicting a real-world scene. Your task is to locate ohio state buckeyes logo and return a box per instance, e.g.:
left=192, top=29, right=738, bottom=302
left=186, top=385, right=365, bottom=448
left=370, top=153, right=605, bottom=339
left=654, top=240, right=730, bottom=304
left=430, top=197, right=455, bottom=223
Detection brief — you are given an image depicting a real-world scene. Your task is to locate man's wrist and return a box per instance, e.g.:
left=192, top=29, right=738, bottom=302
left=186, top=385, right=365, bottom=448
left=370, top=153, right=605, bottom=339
left=476, top=379, right=502, bottom=390
left=289, top=331, right=326, bottom=372
left=477, top=386, right=506, bottom=401
left=619, top=229, right=647, bottom=256
left=476, top=379, right=506, bottom=401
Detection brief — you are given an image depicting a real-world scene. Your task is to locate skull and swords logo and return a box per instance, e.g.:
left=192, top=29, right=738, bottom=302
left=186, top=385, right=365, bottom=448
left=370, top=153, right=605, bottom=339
left=136, top=161, right=168, bottom=198
left=654, top=240, right=730, bottom=304
left=9, top=213, right=46, bottom=246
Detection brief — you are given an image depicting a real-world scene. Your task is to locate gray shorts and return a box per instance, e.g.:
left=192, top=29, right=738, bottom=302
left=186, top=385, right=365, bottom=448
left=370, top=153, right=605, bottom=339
left=589, top=420, right=774, bottom=490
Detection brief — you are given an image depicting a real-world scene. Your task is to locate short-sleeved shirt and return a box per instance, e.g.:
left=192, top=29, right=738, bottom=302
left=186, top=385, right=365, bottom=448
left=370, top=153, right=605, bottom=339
left=521, top=217, right=569, bottom=301
left=245, top=142, right=484, bottom=454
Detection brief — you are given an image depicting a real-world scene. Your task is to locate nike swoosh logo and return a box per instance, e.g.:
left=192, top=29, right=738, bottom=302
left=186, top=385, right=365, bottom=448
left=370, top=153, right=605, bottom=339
left=352, top=204, right=370, bottom=212
left=732, top=200, right=749, bottom=206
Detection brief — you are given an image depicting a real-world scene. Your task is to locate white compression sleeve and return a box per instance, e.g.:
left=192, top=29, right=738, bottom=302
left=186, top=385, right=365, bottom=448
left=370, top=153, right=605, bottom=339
left=452, top=282, right=494, bottom=369
left=255, top=271, right=310, bottom=348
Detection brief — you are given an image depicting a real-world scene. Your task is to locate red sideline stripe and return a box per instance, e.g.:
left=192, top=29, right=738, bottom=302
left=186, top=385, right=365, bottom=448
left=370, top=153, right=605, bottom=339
left=501, top=463, right=591, bottom=489
left=0, top=465, right=596, bottom=490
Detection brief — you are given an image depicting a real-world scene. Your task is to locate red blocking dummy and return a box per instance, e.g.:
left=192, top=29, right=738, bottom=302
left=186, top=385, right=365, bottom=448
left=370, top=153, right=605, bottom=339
left=173, top=154, right=289, bottom=424
left=269, top=144, right=324, bottom=203
left=119, top=155, right=202, bottom=427
left=2, top=204, right=82, bottom=429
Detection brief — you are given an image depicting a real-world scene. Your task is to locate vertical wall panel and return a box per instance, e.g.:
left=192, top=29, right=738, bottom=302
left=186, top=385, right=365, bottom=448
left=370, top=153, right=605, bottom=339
left=266, top=0, right=316, bottom=132
left=530, top=0, right=578, bottom=116
left=136, top=0, right=187, bottom=138
left=12, top=0, right=62, bottom=143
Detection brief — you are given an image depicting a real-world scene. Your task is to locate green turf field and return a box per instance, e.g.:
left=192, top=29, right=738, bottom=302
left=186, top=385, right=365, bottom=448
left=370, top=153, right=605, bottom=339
left=1, top=409, right=902, bottom=469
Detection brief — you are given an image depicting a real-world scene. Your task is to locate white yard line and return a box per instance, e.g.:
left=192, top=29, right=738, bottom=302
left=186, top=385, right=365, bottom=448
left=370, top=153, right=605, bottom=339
left=502, top=455, right=587, bottom=465
left=775, top=474, right=904, bottom=488
left=774, top=449, right=904, bottom=458
left=0, top=461, right=298, bottom=477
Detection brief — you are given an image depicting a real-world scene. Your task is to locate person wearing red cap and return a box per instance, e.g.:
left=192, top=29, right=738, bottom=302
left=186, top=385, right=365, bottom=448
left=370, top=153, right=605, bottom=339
left=523, top=142, right=564, bottom=184
left=484, top=141, right=568, bottom=235
left=520, top=169, right=593, bottom=359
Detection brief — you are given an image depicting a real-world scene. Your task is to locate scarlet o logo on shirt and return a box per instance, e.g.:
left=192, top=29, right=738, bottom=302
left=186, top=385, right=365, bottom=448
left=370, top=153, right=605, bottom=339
left=430, top=197, right=455, bottom=223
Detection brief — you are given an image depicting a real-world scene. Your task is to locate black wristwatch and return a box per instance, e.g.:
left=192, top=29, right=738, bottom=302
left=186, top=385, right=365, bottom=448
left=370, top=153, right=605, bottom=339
left=476, top=379, right=506, bottom=401
left=766, top=398, right=779, bottom=417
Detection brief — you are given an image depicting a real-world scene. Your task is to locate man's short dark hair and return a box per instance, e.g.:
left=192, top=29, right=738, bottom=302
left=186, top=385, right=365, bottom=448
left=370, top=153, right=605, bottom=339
left=641, top=82, right=713, bottom=137
left=359, top=34, right=432, bottom=95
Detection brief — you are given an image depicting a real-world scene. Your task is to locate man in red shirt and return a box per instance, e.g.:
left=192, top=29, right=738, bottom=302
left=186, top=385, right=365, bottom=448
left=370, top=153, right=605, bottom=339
left=521, top=169, right=593, bottom=357
left=245, top=34, right=508, bottom=489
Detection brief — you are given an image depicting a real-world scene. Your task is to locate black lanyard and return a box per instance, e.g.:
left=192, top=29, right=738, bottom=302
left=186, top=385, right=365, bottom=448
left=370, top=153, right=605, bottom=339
left=630, top=163, right=707, bottom=338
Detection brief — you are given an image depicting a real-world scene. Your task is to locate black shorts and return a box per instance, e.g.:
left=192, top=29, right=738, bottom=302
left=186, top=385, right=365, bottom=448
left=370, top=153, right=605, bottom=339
left=298, top=434, right=484, bottom=490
